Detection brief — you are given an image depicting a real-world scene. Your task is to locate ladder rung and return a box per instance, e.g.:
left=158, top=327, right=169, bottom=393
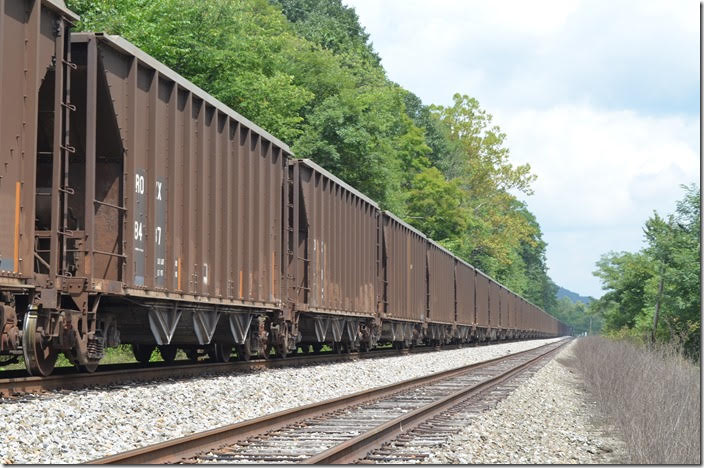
left=62, top=59, right=77, bottom=70
left=94, top=199, right=126, bottom=211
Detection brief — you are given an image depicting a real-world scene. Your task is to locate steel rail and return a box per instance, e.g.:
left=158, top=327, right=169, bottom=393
left=305, top=339, right=567, bottom=464
left=88, top=338, right=568, bottom=464
left=0, top=338, right=533, bottom=398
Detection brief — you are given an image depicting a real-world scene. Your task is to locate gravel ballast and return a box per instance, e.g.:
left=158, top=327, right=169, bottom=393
left=0, top=338, right=562, bottom=464
left=425, top=340, right=627, bottom=464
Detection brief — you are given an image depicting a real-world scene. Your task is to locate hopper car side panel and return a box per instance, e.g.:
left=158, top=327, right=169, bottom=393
left=427, top=242, right=455, bottom=324
left=381, top=212, right=427, bottom=322
left=499, top=286, right=509, bottom=329
left=455, top=261, right=475, bottom=326
left=0, top=0, right=78, bottom=280
left=475, top=272, right=490, bottom=327
left=76, top=34, right=286, bottom=307
left=488, top=279, right=500, bottom=329
left=509, top=293, right=518, bottom=330
left=295, top=159, right=377, bottom=317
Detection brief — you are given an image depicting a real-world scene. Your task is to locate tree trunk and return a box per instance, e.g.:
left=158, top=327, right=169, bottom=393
left=652, top=270, right=664, bottom=342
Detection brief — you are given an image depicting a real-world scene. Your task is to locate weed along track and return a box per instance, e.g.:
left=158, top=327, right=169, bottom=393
left=89, top=339, right=568, bottom=464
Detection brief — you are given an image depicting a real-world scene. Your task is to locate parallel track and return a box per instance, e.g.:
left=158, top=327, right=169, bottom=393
left=0, top=339, right=533, bottom=397
left=0, top=347, right=426, bottom=398
left=90, top=338, right=569, bottom=464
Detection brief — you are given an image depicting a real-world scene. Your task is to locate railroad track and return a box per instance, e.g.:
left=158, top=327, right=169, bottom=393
left=0, top=347, right=436, bottom=398
left=0, top=338, right=537, bottom=398
left=90, top=338, right=569, bottom=464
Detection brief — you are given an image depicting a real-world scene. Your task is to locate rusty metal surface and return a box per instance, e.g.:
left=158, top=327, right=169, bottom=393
left=0, top=0, right=75, bottom=279
left=426, top=241, right=455, bottom=324
left=488, top=279, right=500, bottom=328
left=381, top=212, right=427, bottom=322
left=510, top=292, right=519, bottom=330
left=294, top=159, right=377, bottom=316
left=475, top=271, right=490, bottom=327
left=499, top=286, right=509, bottom=329
left=454, top=261, right=475, bottom=326
left=71, top=33, right=287, bottom=305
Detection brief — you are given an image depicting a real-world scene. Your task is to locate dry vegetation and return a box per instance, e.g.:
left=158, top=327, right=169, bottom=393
left=570, top=336, right=700, bottom=464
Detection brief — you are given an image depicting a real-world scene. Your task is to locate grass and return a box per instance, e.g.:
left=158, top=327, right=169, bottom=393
left=569, top=336, right=700, bottom=464
left=0, top=342, right=348, bottom=372
left=0, top=345, right=181, bottom=371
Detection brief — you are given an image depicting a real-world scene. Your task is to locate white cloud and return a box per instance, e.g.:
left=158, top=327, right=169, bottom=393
left=500, top=105, right=698, bottom=227
left=497, top=105, right=698, bottom=296
left=348, top=0, right=699, bottom=114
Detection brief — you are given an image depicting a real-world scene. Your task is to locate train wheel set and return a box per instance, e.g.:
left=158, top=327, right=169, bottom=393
left=0, top=0, right=570, bottom=377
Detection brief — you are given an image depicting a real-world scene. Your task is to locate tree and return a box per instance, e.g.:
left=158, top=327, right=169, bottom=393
left=592, top=184, right=700, bottom=359
left=68, top=0, right=314, bottom=142
left=405, top=167, right=468, bottom=242
left=643, top=184, right=700, bottom=355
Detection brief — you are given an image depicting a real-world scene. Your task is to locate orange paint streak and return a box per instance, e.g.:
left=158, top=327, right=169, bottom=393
left=177, top=257, right=182, bottom=290
left=13, top=182, right=20, bottom=273
left=271, top=251, right=275, bottom=297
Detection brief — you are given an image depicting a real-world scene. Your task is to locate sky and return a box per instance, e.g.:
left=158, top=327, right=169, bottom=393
left=343, top=0, right=700, bottom=298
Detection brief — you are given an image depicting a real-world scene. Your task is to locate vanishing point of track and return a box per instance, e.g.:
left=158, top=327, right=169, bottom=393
left=90, top=338, right=569, bottom=464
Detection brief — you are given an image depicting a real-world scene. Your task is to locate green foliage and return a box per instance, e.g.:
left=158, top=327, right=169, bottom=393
left=405, top=167, right=468, bottom=241
left=592, top=185, right=700, bottom=360
left=272, top=0, right=381, bottom=68
left=549, top=297, right=602, bottom=335
left=68, top=0, right=314, bottom=142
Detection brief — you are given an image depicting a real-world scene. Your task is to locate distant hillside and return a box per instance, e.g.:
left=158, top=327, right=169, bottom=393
left=556, top=286, right=594, bottom=304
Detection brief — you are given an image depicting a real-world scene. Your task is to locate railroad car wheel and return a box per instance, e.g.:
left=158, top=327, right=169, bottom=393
left=22, top=311, right=58, bottom=376
left=131, top=344, right=155, bottom=364
left=312, top=343, right=323, bottom=353
left=158, top=345, right=177, bottom=363
left=332, top=342, right=343, bottom=354
left=210, top=343, right=232, bottom=363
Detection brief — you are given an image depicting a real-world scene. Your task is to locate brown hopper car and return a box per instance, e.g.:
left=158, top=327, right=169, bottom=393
left=0, top=0, right=570, bottom=376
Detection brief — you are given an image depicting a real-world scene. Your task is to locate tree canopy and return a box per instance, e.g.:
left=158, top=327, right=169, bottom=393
left=591, top=185, right=700, bottom=359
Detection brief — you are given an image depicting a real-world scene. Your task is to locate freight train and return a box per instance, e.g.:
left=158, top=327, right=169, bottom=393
left=0, top=0, right=570, bottom=376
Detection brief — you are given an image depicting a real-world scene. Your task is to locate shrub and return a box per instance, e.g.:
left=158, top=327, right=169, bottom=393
left=570, top=336, right=700, bottom=464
